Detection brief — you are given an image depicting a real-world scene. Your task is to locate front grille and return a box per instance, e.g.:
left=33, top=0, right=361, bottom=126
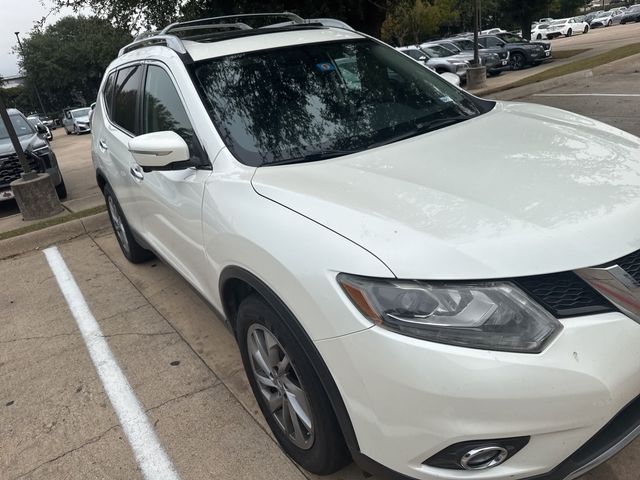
left=616, top=249, right=640, bottom=283
left=0, top=153, right=42, bottom=187
left=514, top=272, right=614, bottom=317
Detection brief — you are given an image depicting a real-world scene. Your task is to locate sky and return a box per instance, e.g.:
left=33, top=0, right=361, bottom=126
left=0, top=0, right=92, bottom=77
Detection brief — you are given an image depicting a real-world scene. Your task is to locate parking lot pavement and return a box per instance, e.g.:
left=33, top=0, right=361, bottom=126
left=508, top=53, right=640, bottom=137
left=0, top=233, right=312, bottom=480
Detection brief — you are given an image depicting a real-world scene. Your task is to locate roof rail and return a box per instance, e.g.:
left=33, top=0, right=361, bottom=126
left=160, top=12, right=304, bottom=35
left=118, top=34, right=187, bottom=57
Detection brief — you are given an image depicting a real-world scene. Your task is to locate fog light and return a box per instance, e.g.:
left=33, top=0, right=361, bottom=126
left=424, top=436, right=529, bottom=470
left=461, top=446, right=508, bottom=470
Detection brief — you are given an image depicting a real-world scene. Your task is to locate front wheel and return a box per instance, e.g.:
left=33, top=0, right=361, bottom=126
left=584, top=25, right=590, bottom=33
left=536, top=34, right=542, bottom=40
left=566, top=29, right=573, bottom=37
left=104, top=184, right=154, bottom=263
left=65, top=128, right=70, bottom=135
left=510, top=52, right=526, bottom=70
left=237, top=294, right=350, bottom=475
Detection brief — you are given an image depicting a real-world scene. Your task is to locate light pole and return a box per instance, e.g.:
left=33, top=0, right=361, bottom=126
left=14, top=31, right=47, bottom=115
left=467, top=0, right=487, bottom=90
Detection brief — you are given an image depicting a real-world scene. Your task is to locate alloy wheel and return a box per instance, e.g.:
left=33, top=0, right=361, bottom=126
left=247, top=324, right=314, bottom=450
left=107, top=195, right=130, bottom=254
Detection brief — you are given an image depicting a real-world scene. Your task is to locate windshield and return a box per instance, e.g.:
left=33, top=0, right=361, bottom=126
left=420, top=44, right=455, bottom=57
left=193, top=39, right=486, bottom=166
left=71, top=108, right=91, bottom=118
left=452, top=39, right=474, bottom=50
left=0, top=114, right=35, bottom=140
left=497, top=33, right=525, bottom=43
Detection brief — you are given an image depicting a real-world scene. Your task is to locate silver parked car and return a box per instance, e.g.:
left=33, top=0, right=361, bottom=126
left=62, top=107, right=92, bottom=135
left=425, top=40, right=506, bottom=75
left=397, top=45, right=470, bottom=81
left=26, top=115, right=53, bottom=141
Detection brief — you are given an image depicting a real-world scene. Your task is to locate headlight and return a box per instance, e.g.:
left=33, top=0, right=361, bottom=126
left=337, top=274, right=562, bottom=353
left=32, top=145, right=50, bottom=155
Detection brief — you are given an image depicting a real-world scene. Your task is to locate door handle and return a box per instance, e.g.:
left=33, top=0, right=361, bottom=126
left=130, top=166, right=144, bottom=181
left=99, top=139, right=108, bottom=151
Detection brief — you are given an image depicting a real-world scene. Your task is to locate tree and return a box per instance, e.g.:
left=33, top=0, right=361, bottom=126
left=381, top=0, right=460, bottom=45
left=54, top=0, right=396, bottom=37
left=16, top=16, right=132, bottom=115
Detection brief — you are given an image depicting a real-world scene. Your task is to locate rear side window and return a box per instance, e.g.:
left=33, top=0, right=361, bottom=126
left=102, top=72, right=116, bottom=117
left=142, top=65, right=194, bottom=147
left=113, top=65, right=143, bottom=135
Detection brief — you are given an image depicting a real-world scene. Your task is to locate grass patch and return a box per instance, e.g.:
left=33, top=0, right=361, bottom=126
left=0, top=205, right=107, bottom=241
left=551, top=48, right=590, bottom=60
left=480, top=43, right=640, bottom=95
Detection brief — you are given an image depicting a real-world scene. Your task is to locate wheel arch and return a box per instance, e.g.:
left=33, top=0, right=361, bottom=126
left=95, top=167, right=108, bottom=193
left=218, top=265, right=360, bottom=455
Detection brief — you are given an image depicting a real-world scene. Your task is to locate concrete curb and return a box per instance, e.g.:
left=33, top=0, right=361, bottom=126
left=0, top=211, right=110, bottom=260
left=473, top=69, right=594, bottom=100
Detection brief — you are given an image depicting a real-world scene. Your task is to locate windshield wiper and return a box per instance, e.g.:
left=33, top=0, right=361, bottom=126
left=367, top=115, right=477, bottom=150
left=266, top=149, right=361, bottom=166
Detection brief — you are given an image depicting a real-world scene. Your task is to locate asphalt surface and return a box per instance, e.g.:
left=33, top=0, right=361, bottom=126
left=511, top=54, right=640, bottom=137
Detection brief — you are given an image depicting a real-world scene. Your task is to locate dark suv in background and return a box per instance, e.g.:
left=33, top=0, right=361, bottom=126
left=478, top=33, right=550, bottom=70
left=0, top=109, right=66, bottom=201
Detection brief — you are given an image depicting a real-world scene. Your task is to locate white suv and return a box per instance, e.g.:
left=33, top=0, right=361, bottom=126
left=92, top=13, right=640, bottom=480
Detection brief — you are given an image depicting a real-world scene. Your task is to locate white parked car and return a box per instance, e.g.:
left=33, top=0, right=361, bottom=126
left=92, top=13, right=640, bottom=480
left=531, top=23, right=551, bottom=40
left=546, top=17, right=590, bottom=37
left=62, top=107, right=92, bottom=134
left=480, top=27, right=507, bottom=35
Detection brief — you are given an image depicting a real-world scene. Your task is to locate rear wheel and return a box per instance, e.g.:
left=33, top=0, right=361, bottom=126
left=237, top=294, right=350, bottom=475
left=104, top=184, right=154, bottom=263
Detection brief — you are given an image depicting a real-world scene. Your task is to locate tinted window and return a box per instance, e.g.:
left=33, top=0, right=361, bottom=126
left=143, top=65, right=194, bottom=147
left=103, top=72, right=116, bottom=117
left=0, top=114, right=35, bottom=139
left=194, top=39, right=485, bottom=166
left=113, top=65, right=142, bottom=135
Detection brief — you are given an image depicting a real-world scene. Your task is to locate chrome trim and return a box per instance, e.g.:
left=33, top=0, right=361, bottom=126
left=461, top=446, right=508, bottom=470
left=564, top=423, right=640, bottom=480
left=576, top=265, right=640, bottom=324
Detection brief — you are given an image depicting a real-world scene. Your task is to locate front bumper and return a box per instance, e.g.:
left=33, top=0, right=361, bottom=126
left=316, top=311, right=640, bottom=479
left=75, top=123, right=91, bottom=133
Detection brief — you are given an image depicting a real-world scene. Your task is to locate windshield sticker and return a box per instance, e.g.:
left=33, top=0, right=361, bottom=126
left=439, top=96, right=454, bottom=103
left=315, top=62, right=335, bottom=72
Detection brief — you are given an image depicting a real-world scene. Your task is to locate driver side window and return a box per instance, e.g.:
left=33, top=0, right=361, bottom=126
left=143, top=65, right=195, bottom=148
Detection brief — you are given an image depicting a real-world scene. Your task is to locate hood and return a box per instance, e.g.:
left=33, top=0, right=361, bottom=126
left=74, top=115, right=90, bottom=123
left=0, top=134, right=41, bottom=157
left=252, top=102, right=640, bottom=280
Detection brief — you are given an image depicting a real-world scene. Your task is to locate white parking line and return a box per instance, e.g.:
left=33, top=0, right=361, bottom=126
left=44, top=246, right=180, bottom=480
left=533, top=93, right=640, bottom=97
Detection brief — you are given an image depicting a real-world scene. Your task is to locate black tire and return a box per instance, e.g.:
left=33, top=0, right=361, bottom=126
left=55, top=176, right=67, bottom=200
left=607, top=20, right=612, bottom=27
left=65, top=128, right=70, bottom=135
left=510, top=52, right=526, bottom=70
left=584, top=25, right=590, bottom=33
left=237, top=294, right=350, bottom=475
left=103, top=184, right=154, bottom=263
left=566, top=29, right=573, bottom=37
left=536, top=34, right=542, bottom=40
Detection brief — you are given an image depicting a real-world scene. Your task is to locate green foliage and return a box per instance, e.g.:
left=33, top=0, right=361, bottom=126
left=16, top=16, right=132, bottom=115
left=0, top=86, right=34, bottom=113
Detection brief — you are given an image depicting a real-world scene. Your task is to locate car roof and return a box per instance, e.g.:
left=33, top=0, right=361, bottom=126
left=182, top=28, right=364, bottom=62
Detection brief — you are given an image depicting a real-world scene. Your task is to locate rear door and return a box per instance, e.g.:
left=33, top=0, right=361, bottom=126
left=132, top=62, right=211, bottom=291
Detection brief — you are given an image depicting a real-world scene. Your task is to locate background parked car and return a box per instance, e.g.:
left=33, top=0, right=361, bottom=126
left=531, top=23, right=551, bottom=40
left=546, top=17, right=590, bottom=37
left=620, top=5, right=640, bottom=23
left=589, top=9, right=625, bottom=27
left=28, top=112, right=55, bottom=130
left=443, top=37, right=511, bottom=72
left=422, top=41, right=504, bottom=75
left=62, top=107, right=92, bottom=135
left=26, top=115, right=53, bottom=141
left=396, top=46, right=469, bottom=81
left=478, top=33, right=548, bottom=70
left=1, top=108, right=66, bottom=200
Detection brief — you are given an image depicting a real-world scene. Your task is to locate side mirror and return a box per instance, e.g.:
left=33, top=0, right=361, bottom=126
left=36, top=124, right=47, bottom=135
left=128, top=131, right=190, bottom=169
